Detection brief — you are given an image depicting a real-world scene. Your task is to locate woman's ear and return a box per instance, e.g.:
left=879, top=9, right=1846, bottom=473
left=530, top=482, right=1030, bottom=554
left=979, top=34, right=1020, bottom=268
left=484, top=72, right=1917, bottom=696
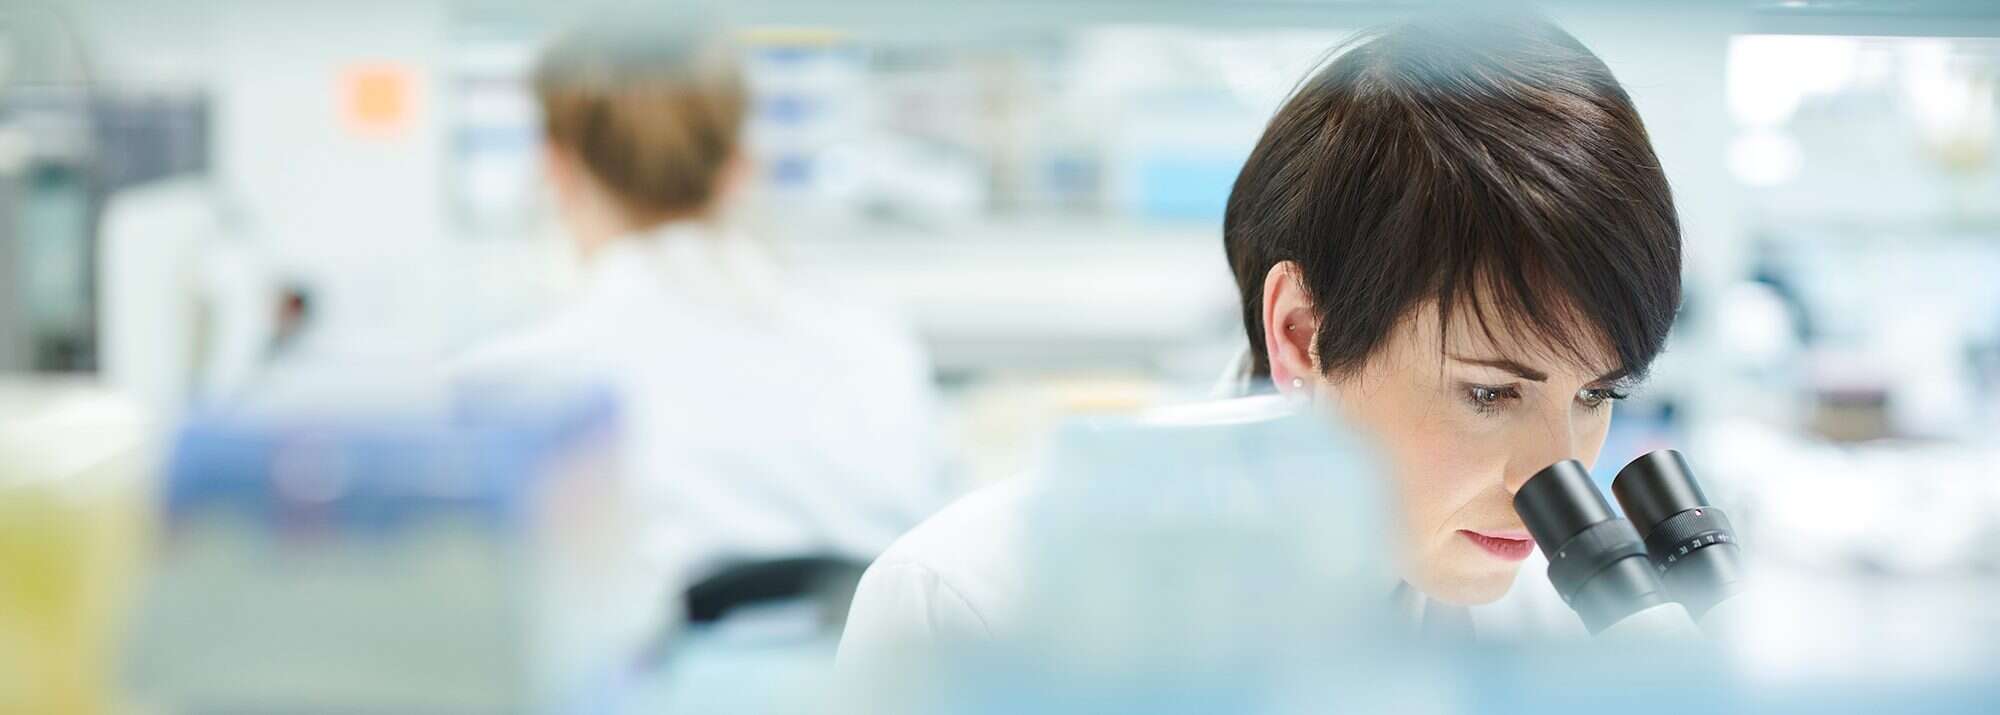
left=1261, top=261, right=1321, bottom=396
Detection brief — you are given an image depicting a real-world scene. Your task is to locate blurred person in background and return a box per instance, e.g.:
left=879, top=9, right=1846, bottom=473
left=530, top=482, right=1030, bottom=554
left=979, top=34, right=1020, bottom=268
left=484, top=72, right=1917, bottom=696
left=840, top=12, right=1682, bottom=661
left=455, top=13, right=945, bottom=610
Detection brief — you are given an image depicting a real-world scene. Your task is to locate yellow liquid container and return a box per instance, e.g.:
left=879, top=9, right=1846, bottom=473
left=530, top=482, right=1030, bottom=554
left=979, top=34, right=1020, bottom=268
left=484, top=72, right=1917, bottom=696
left=0, top=381, right=152, bottom=715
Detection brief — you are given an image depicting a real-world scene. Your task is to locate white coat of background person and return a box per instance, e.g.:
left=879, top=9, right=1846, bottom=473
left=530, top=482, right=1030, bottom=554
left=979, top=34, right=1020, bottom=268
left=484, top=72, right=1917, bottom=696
left=453, top=17, right=947, bottom=598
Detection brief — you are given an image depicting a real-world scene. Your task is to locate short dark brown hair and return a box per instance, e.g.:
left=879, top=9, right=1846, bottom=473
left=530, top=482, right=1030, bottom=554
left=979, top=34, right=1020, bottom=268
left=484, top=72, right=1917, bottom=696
left=533, top=13, right=746, bottom=219
left=1224, top=13, right=1681, bottom=380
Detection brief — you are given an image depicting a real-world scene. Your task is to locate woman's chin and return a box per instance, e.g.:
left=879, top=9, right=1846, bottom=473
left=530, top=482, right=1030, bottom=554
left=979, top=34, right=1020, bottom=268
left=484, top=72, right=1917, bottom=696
left=1411, top=561, right=1523, bottom=606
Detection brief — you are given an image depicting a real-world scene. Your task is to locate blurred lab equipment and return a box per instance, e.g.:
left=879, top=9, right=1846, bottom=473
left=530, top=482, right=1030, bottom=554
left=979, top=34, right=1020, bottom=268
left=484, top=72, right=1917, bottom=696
left=631, top=555, right=868, bottom=712
left=0, top=0, right=212, bottom=372
left=121, top=383, right=661, bottom=713
left=99, top=179, right=285, bottom=413
left=447, top=34, right=542, bottom=235
left=1612, top=450, right=1749, bottom=635
left=0, top=2, right=99, bottom=372
left=838, top=395, right=1398, bottom=685
left=681, top=556, right=870, bottom=628
left=1013, top=395, right=1397, bottom=663
left=0, top=379, right=152, bottom=715
left=1515, top=460, right=1698, bottom=639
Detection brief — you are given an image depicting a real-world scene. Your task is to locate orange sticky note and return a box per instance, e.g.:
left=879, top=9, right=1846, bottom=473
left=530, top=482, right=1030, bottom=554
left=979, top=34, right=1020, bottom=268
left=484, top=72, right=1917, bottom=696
left=341, top=64, right=413, bottom=137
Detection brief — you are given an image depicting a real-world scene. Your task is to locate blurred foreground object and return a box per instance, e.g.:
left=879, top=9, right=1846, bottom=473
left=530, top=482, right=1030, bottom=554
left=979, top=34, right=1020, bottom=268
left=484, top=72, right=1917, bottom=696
left=839, top=395, right=1418, bottom=710
left=0, top=379, right=152, bottom=714
left=122, top=383, right=660, bottom=713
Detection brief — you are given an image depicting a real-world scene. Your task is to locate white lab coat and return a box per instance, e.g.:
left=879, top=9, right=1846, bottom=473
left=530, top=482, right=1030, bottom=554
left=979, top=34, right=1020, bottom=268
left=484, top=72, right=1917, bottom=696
left=836, top=352, right=1583, bottom=668
left=454, top=221, right=946, bottom=591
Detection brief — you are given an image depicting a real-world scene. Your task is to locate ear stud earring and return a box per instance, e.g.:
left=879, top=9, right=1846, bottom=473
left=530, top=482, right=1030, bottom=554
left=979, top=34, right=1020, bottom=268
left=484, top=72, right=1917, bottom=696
left=1291, top=378, right=1305, bottom=390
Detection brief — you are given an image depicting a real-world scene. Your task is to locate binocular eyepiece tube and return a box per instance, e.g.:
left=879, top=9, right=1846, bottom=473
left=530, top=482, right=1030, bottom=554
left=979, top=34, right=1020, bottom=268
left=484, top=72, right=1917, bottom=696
left=1514, top=450, right=1746, bottom=638
left=1514, top=460, right=1690, bottom=636
left=1612, top=449, right=1746, bottom=628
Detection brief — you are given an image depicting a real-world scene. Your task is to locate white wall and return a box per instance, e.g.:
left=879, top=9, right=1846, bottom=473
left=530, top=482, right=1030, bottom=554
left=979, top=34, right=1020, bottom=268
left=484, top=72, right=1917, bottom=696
left=210, top=0, right=457, bottom=359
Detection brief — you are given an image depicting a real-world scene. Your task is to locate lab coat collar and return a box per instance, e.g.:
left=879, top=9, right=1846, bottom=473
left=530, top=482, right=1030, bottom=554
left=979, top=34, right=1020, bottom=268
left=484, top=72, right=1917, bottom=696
left=582, top=220, right=787, bottom=320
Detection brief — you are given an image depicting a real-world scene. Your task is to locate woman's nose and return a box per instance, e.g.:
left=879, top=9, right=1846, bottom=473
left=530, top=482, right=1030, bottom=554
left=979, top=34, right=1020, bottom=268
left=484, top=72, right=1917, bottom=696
left=1502, top=417, right=1583, bottom=495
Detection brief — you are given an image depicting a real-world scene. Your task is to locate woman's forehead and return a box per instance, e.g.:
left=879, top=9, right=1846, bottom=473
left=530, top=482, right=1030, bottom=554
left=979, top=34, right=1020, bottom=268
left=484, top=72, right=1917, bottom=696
left=1396, top=301, right=1623, bottom=380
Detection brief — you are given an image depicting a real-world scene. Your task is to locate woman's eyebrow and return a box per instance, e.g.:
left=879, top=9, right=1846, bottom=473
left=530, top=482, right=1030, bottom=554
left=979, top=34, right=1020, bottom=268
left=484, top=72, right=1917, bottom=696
left=1595, top=367, right=1636, bottom=385
left=1447, top=355, right=1549, bottom=382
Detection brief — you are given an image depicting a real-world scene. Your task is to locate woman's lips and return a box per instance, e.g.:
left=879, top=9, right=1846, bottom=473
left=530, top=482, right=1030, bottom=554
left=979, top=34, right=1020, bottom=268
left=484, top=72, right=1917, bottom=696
left=1459, top=529, right=1536, bottom=562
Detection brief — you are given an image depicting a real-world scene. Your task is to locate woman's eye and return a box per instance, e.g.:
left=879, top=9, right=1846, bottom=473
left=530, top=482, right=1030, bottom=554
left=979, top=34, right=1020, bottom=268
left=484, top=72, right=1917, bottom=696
left=1577, top=387, right=1631, bottom=410
left=1465, top=385, right=1520, bottom=414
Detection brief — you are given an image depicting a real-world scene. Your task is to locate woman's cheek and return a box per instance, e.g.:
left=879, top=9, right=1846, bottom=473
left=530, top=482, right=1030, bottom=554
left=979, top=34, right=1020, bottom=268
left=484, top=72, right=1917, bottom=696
left=1575, top=408, right=1615, bottom=466
left=1390, top=417, right=1510, bottom=529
